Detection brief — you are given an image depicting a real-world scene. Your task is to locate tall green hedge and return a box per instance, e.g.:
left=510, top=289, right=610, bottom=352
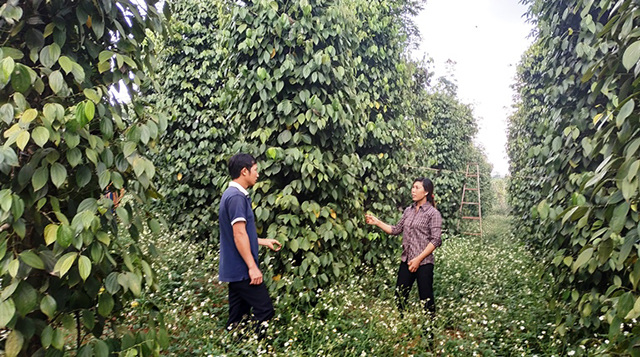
left=509, top=0, right=640, bottom=353
left=150, top=0, right=493, bottom=302
left=218, top=0, right=378, bottom=301
left=147, top=0, right=229, bottom=244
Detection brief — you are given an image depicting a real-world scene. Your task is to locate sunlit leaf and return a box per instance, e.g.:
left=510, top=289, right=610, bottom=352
left=0, top=299, right=16, bottom=328
left=53, top=252, right=77, bottom=277
left=31, top=126, right=49, bottom=147
left=573, top=248, right=593, bottom=273
left=623, top=40, right=640, bottom=70
left=78, top=255, right=91, bottom=281
left=50, top=162, right=67, bottom=188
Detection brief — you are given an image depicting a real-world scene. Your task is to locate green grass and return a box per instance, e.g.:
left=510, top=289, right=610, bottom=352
left=128, top=215, right=577, bottom=356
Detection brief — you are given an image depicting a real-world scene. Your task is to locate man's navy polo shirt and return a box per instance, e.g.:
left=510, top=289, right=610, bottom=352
left=218, top=182, right=259, bottom=282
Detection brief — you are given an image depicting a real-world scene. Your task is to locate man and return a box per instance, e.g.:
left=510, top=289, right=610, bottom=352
left=218, top=153, right=281, bottom=337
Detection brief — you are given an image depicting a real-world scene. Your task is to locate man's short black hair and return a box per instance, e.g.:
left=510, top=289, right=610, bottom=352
left=228, top=153, right=256, bottom=179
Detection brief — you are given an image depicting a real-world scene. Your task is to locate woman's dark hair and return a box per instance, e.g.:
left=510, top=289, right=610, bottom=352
left=414, top=177, right=436, bottom=207
left=228, top=153, right=256, bottom=179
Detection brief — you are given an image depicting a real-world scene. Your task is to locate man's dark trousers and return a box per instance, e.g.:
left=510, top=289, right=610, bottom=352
left=227, top=279, right=274, bottom=334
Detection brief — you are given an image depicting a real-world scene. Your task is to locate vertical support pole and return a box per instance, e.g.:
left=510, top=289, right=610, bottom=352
left=475, top=163, right=483, bottom=238
left=457, top=164, right=470, bottom=231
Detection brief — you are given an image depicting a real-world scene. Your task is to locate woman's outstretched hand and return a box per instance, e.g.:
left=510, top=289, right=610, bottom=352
left=365, top=214, right=394, bottom=234
left=365, top=214, right=379, bottom=226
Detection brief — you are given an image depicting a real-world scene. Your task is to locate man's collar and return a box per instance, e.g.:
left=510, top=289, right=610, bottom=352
left=229, top=181, right=249, bottom=196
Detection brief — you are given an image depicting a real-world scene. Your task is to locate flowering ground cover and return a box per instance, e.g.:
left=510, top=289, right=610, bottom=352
left=128, top=215, right=578, bottom=356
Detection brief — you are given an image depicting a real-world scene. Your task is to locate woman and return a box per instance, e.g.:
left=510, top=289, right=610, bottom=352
left=365, top=177, right=442, bottom=315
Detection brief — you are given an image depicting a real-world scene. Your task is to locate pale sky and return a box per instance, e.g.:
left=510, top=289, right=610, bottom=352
left=414, top=0, right=534, bottom=176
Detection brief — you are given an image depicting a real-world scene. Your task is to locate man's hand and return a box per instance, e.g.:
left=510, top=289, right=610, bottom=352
left=249, top=266, right=263, bottom=285
left=258, top=238, right=282, bottom=251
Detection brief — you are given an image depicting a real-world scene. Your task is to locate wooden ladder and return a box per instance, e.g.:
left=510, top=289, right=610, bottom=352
left=457, top=163, right=483, bottom=237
